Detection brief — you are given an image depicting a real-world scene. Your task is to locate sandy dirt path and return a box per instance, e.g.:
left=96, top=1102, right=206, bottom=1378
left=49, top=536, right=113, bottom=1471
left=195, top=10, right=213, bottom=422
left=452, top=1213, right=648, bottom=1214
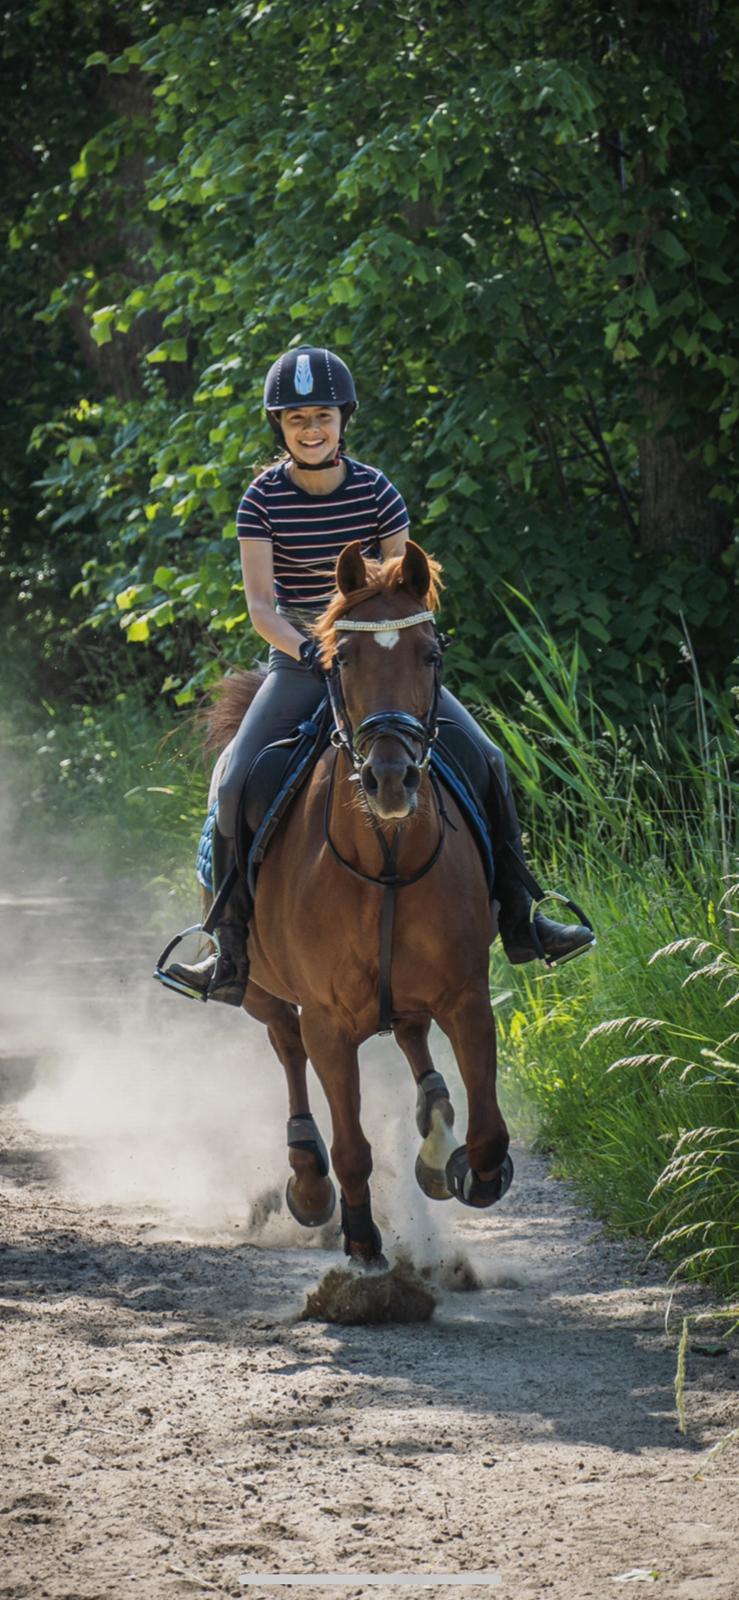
left=1, top=865, right=737, bottom=1600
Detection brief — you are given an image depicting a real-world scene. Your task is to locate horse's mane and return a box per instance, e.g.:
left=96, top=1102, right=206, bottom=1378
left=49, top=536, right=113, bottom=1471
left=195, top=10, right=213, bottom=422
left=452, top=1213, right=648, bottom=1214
left=313, top=552, right=443, bottom=668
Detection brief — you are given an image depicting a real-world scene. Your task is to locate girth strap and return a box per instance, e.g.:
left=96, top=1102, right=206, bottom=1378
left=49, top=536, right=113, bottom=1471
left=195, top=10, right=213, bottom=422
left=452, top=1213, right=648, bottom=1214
left=378, top=858, right=398, bottom=1037
left=323, top=751, right=447, bottom=1035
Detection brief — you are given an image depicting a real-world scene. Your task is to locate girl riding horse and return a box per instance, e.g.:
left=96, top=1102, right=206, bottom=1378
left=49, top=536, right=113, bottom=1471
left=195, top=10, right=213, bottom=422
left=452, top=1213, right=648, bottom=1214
left=162, top=344, right=594, bottom=1006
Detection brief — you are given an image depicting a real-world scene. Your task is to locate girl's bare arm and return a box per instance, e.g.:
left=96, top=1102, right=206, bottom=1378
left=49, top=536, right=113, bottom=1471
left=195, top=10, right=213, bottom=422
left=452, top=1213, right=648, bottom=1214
left=381, top=529, right=410, bottom=559
left=239, top=541, right=305, bottom=659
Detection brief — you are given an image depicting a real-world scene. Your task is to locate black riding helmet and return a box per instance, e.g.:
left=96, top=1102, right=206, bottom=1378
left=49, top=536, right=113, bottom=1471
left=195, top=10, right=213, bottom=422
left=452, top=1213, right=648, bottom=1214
left=263, top=345, right=358, bottom=469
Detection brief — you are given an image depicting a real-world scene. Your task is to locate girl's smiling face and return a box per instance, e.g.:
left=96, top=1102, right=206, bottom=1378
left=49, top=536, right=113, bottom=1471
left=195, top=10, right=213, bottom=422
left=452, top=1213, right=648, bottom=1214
left=280, top=404, right=342, bottom=463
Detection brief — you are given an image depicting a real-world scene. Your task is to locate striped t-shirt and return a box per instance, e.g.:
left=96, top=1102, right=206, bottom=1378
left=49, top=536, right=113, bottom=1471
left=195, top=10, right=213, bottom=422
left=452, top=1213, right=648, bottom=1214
left=236, top=456, right=410, bottom=607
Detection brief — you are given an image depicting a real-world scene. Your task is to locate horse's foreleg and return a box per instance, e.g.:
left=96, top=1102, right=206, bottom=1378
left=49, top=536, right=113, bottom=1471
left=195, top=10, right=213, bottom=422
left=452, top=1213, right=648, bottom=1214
left=299, top=1010, right=383, bottom=1266
left=437, top=985, right=513, bottom=1209
left=243, top=983, right=335, bottom=1227
left=393, top=1018, right=457, bottom=1203
left=243, top=982, right=309, bottom=1112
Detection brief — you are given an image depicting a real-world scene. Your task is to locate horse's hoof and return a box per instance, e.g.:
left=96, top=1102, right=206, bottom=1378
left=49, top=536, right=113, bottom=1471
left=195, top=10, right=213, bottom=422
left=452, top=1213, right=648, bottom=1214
left=415, top=1151, right=453, bottom=1202
left=343, top=1220, right=384, bottom=1261
left=285, top=1174, right=336, bottom=1229
left=347, top=1239, right=389, bottom=1272
left=286, top=1114, right=330, bottom=1178
left=445, top=1148, right=514, bottom=1209
left=415, top=1095, right=457, bottom=1201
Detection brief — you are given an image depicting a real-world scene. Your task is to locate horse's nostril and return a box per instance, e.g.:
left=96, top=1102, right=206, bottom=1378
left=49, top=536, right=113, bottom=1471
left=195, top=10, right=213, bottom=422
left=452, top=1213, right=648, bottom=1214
left=361, top=760, right=379, bottom=794
left=404, top=765, right=421, bottom=792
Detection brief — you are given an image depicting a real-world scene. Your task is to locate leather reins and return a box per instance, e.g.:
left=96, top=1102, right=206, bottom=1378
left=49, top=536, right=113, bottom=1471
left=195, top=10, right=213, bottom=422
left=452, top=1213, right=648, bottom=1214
left=323, top=611, right=451, bottom=1035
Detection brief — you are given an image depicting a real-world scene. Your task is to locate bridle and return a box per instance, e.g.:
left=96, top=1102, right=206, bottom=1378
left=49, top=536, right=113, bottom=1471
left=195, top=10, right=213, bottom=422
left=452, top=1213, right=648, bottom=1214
left=322, top=606, right=451, bottom=1035
left=325, top=609, right=449, bottom=774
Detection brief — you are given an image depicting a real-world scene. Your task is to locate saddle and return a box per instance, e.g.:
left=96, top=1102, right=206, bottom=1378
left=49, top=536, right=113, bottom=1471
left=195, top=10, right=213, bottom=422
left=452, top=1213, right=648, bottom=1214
left=196, top=703, right=494, bottom=899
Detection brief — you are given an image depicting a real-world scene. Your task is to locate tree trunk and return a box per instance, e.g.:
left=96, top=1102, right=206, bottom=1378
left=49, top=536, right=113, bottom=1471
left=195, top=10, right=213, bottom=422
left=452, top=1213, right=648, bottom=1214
left=54, top=42, right=191, bottom=401
left=628, top=0, right=729, bottom=558
left=638, top=429, right=731, bottom=559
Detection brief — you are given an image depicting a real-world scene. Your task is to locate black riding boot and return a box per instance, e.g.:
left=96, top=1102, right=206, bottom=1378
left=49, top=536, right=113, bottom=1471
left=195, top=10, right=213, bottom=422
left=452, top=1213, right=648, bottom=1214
left=168, top=826, right=252, bottom=1006
left=488, top=766, right=595, bottom=967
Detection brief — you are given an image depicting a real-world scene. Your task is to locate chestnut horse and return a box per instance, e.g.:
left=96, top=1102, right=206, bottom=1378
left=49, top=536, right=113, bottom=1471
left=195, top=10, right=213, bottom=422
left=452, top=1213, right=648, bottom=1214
left=207, top=541, right=511, bottom=1265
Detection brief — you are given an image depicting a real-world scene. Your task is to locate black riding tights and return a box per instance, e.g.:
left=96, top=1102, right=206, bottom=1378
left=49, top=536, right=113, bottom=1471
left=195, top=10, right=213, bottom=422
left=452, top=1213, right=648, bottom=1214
left=217, top=647, right=522, bottom=854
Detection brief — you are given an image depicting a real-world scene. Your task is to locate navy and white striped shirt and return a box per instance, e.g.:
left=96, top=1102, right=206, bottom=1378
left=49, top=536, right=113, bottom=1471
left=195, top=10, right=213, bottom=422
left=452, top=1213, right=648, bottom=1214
left=236, top=457, right=410, bottom=607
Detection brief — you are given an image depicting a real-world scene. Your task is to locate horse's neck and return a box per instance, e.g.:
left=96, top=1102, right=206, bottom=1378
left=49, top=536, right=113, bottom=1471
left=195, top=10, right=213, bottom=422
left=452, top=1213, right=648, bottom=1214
left=328, top=756, right=439, bottom=880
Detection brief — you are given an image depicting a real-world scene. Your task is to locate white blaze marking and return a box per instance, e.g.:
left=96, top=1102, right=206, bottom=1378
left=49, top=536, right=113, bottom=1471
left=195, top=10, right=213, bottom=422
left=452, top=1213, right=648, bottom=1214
left=374, top=629, right=399, bottom=650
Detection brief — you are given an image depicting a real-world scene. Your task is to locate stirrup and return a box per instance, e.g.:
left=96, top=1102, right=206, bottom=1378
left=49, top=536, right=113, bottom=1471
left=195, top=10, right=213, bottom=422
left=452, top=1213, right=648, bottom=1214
left=153, top=925, right=220, bottom=1001
left=530, top=890, right=595, bottom=968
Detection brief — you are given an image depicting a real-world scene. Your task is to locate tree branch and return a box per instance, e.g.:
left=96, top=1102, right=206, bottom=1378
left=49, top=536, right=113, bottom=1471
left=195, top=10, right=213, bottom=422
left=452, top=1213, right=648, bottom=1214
left=582, top=390, right=639, bottom=536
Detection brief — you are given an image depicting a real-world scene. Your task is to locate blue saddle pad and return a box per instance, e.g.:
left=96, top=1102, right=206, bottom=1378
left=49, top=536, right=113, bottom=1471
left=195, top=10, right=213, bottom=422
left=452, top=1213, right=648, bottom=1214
left=195, top=711, right=494, bottom=897
left=196, top=801, right=218, bottom=894
left=195, top=705, right=331, bottom=897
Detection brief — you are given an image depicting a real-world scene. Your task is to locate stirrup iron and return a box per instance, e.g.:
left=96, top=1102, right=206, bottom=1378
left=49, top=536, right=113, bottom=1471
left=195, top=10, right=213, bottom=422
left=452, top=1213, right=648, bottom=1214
left=153, top=859, right=238, bottom=1000
left=153, top=925, right=220, bottom=1001
left=529, top=889, right=595, bottom=968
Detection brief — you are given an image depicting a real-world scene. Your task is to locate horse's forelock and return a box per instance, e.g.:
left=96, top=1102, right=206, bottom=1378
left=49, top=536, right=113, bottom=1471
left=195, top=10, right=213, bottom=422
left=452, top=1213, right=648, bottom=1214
left=314, top=552, right=443, bottom=666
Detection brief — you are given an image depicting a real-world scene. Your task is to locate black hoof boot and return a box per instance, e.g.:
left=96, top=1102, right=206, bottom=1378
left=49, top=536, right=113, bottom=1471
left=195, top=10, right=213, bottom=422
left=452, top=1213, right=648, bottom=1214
left=445, top=1147, right=514, bottom=1209
left=414, top=1070, right=452, bottom=1137
left=414, top=1071, right=457, bottom=1202
left=340, top=1194, right=386, bottom=1269
left=285, top=1115, right=336, bottom=1227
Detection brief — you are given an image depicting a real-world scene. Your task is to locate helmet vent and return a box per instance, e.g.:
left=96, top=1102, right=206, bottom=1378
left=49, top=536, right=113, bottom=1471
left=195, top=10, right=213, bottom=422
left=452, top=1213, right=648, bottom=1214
left=295, top=352, right=314, bottom=395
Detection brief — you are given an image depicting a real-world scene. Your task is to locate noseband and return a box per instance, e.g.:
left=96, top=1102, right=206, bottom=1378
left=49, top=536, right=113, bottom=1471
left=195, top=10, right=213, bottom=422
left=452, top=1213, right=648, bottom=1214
left=325, top=609, right=448, bottom=772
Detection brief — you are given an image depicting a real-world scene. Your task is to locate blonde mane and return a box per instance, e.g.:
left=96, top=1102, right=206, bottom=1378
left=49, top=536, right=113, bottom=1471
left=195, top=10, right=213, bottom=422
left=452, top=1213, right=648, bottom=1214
left=313, top=553, right=443, bottom=667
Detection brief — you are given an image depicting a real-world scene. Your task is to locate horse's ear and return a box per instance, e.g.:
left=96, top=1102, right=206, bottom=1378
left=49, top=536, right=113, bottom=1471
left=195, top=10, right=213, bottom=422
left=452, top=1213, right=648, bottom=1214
left=400, top=540, right=431, bottom=600
left=336, top=540, right=368, bottom=595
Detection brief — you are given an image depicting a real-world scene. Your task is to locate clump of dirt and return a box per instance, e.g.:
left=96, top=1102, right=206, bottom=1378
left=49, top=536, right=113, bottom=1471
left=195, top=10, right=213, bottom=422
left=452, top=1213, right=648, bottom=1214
left=301, top=1252, right=437, bottom=1325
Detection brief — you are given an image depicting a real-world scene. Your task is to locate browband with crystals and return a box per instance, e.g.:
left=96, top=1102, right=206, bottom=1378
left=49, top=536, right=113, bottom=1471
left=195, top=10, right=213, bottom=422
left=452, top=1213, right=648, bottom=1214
left=335, top=610, right=436, bottom=633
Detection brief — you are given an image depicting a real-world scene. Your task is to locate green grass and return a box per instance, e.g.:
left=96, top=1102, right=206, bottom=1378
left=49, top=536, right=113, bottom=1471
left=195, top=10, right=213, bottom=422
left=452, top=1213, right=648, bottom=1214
left=481, top=597, right=738, bottom=1295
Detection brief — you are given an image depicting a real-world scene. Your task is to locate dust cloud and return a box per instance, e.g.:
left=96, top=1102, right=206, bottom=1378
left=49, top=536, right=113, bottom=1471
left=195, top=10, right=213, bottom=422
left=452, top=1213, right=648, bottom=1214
left=0, top=785, right=467, bottom=1273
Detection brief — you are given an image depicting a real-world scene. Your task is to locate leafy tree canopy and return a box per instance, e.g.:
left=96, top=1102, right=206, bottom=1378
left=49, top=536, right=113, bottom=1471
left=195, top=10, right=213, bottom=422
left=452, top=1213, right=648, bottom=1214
left=3, top=0, right=737, bottom=723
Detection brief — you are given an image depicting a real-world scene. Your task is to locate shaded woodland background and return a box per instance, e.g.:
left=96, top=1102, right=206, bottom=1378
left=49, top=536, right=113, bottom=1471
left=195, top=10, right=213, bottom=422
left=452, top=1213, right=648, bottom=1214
left=1, top=0, right=737, bottom=724
left=1, top=1, right=738, bottom=1292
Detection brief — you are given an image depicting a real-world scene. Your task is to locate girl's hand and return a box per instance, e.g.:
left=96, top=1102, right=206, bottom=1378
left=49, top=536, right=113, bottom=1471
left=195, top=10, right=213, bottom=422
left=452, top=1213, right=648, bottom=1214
left=298, top=639, right=326, bottom=680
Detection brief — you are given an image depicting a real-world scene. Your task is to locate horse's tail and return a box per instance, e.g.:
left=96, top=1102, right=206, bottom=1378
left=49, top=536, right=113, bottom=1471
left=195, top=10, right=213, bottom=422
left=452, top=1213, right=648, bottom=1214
left=200, top=668, right=265, bottom=759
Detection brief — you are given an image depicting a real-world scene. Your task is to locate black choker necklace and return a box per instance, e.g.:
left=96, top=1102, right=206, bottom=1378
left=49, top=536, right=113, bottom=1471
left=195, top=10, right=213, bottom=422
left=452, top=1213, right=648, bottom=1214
left=288, top=452, right=343, bottom=473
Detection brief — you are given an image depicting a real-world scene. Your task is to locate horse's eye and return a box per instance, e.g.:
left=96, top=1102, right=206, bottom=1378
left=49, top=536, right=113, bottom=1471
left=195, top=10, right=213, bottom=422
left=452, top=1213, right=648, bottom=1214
left=336, top=652, right=351, bottom=670
left=425, top=650, right=442, bottom=666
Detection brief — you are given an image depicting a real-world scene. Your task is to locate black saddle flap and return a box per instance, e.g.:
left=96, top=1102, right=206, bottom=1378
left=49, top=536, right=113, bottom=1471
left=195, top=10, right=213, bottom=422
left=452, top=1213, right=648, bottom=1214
left=243, top=743, right=299, bottom=835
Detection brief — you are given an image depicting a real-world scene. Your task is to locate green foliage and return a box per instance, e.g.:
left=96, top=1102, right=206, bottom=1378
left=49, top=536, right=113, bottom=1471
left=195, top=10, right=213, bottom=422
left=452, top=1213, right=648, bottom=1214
left=3, top=0, right=737, bottom=728
left=3, top=3, right=738, bottom=1290
left=491, top=621, right=738, bottom=1294
left=0, top=684, right=209, bottom=894
left=501, top=901, right=739, bottom=1295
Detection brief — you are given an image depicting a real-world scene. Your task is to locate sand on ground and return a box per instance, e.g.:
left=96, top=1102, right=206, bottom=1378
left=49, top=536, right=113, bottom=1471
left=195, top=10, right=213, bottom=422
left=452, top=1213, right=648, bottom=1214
left=1, top=862, right=737, bottom=1600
